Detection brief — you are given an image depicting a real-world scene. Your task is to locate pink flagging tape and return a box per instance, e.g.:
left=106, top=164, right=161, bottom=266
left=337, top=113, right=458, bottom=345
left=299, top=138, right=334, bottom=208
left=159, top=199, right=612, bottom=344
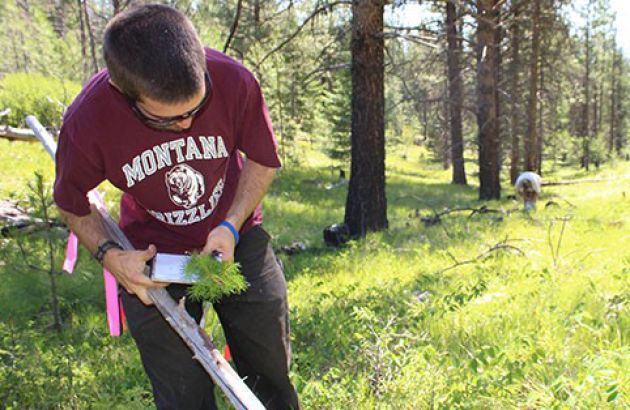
left=88, top=190, right=122, bottom=336
left=62, top=232, right=79, bottom=273
left=104, top=269, right=121, bottom=336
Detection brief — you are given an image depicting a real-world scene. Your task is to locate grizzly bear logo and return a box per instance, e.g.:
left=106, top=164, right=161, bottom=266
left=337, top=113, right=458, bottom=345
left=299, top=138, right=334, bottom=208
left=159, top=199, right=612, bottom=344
left=165, top=164, right=205, bottom=208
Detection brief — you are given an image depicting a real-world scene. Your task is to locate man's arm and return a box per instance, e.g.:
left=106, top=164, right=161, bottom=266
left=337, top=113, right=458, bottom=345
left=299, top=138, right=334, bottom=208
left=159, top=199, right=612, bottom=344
left=59, top=206, right=166, bottom=305
left=202, top=158, right=277, bottom=261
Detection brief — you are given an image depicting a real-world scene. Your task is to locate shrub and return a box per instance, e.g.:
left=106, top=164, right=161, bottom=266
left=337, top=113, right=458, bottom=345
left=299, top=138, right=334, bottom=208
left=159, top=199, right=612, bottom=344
left=0, top=72, right=80, bottom=129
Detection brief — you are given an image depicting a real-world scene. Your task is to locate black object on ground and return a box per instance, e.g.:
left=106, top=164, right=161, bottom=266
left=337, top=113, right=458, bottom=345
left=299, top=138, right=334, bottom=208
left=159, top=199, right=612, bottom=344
left=323, top=223, right=350, bottom=247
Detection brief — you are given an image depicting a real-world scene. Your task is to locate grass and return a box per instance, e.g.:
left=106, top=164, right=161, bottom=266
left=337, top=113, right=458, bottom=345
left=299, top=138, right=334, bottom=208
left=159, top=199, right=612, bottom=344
left=1, top=140, right=629, bottom=408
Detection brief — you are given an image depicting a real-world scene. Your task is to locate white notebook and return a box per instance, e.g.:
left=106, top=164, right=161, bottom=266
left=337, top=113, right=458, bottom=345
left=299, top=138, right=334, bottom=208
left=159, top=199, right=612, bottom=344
left=150, top=253, right=199, bottom=284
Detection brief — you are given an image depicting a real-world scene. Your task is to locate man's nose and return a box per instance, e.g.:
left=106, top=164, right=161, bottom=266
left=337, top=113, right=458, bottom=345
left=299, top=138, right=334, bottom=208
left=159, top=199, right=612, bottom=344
left=177, top=118, right=194, bottom=130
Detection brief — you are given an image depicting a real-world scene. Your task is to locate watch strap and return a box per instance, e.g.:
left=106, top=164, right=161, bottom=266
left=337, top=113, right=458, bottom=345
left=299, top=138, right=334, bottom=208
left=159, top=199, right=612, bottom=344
left=94, top=240, right=123, bottom=264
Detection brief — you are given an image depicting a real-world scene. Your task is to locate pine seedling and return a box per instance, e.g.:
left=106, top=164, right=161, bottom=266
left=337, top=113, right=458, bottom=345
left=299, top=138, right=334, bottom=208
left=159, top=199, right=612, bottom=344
left=184, top=254, right=248, bottom=303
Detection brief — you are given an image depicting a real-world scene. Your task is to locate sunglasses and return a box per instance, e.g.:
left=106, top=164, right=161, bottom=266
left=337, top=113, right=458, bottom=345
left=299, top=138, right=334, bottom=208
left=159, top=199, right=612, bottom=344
left=130, top=72, right=212, bottom=129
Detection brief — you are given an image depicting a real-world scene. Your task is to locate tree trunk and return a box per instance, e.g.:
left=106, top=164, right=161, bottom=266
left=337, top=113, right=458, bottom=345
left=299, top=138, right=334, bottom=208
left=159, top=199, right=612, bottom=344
left=608, top=41, right=618, bottom=155
left=476, top=0, right=501, bottom=200
left=593, top=82, right=599, bottom=137
left=582, top=8, right=592, bottom=170
left=345, top=0, right=387, bottom=237
left=446, top=0, right=467, bottom=185
left=49, top=269, right=62, bottom=331
left=10, top=22, right=22, bottom=71
left=537, top=58, right=544, bottom=174
left=442, top=79, right=450, bottom=170
left=78, top=0, right=88, bottom=82
left=223, top=0, right=243, bottom=53
left=254, top=0, right=260, bottom=25
left=275, top=64, right=287, bottom=165
left=597, top=81, right=604, bottom=135
left=112, top=0, right=121, bottom=15
left=19, top=30, right=29, bottom=72
left=82, top=0, right=99, bottom=75
left=525, top=0, right=540, bottom=172
left=38, top=174, right=62, bottom=332
left=52, top=0, right=65, bottom=38
left=509, top=0, right=521, bottom=184
left=422, top=100, right=428, bottom=139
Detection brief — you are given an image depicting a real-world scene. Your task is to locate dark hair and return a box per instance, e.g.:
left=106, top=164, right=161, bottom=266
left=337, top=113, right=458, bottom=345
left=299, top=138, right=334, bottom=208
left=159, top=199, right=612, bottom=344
left=103, top=4, right=206, bottom=103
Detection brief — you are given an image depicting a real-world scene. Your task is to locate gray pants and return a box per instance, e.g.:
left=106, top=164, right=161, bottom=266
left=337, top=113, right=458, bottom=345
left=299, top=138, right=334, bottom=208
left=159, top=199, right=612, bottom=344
left=120, top=226, right=300, bottom=409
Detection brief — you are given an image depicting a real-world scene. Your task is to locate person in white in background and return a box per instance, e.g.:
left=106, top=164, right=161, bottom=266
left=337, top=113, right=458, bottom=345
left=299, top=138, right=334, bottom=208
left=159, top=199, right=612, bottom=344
left=515, top=171, right=542, bottom=211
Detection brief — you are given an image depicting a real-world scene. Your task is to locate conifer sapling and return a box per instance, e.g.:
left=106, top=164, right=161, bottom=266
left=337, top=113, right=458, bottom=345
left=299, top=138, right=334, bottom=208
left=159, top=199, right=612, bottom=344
left=184, top=254, right=248, bottom=302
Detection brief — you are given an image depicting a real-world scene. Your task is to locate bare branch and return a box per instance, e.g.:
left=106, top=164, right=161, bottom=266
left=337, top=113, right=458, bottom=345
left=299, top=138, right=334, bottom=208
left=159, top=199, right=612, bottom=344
left=255, top=0, right=352, bottom=69
left=381, top=32, right=439, bottom=48
left=223, top=0, right=243, bottom=54
left=438, top=238, right=525, bottom=274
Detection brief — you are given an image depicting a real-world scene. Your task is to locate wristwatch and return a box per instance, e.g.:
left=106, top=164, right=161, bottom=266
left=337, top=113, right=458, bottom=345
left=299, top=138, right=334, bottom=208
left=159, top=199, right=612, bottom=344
left=94, top=239, right=123, bottom=264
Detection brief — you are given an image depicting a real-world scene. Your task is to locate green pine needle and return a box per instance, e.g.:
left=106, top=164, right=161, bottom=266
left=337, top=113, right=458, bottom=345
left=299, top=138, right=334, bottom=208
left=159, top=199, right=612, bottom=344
left=184, top=254, right=248, bottom=303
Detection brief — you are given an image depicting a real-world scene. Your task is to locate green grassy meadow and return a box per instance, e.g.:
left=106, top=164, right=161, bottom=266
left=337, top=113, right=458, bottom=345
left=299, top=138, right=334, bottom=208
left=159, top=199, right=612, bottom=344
left=1, top=138, right=629, bottom=408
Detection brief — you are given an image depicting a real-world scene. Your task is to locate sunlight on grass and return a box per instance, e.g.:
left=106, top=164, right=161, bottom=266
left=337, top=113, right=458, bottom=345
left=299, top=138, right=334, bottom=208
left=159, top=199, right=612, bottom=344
left=1, top=141, right=629, bottom=408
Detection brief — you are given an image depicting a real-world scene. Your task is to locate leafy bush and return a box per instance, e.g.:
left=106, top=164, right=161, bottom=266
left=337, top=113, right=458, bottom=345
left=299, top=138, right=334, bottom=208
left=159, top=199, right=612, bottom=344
left=0, top=72, right=80, bottom=128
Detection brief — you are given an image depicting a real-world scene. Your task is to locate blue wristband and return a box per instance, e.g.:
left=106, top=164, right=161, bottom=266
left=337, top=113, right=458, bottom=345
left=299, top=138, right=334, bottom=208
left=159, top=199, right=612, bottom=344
left=219, top=220, right=240, bottom=245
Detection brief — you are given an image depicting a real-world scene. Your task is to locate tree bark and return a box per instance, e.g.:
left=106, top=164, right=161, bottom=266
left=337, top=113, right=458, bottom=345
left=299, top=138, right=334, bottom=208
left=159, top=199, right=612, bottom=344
left=597, top=80, right=604, bottom=135
left=593, top=82, right=599, bottom=137
left=345, top=0, right=387, bottom=236
left=525, top=0, right=540, bottom=172
left=254, top=0, right=260, bottom=25
left=52, top=0, right=65, bottom=38
left=476, top=0, right=501, bottom=200
left=40, top=185, right=62, bottom=332
left=112, top=0, right=121, bottom=15
left=223, top=0, right=244, bottom=54
left=441, top=79, right=450, bottom=170
left=82, top=0, right=99, bottom=75
left=537, top=58, right=544, bottom=174
left=78, top=0, right=88, bottom=82
left=446, top=0, right=467, bottom=185
left=509, top=0, right=521, bottom=184
left=608, top=41, right=618, bottom=155
left=582, top=6, right=592, bottom=170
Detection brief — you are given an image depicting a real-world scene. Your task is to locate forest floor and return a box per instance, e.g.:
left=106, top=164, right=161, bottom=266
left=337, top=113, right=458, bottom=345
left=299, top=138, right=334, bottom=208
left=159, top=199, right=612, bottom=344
left=1, top=138, right=629, bottom=409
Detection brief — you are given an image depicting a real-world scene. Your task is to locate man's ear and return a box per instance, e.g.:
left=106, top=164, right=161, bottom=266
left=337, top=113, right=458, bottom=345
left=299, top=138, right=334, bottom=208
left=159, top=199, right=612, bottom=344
left=108, top=79, right=123, bottom=93
left=108, top=79, right=141, bottom=102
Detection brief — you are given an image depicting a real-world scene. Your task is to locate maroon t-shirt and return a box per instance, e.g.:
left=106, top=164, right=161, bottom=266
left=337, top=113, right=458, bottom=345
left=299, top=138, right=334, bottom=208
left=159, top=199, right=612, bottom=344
left=53, top=48, right=281, bottom=254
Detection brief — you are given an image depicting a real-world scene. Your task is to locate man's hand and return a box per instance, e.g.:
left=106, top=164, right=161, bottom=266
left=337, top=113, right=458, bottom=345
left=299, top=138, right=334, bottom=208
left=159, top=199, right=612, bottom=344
left=202, top=224, right=237, bottom=262
left=200, top=159, right=276, bottom=262
left=102, top=244, right=167, bottom=305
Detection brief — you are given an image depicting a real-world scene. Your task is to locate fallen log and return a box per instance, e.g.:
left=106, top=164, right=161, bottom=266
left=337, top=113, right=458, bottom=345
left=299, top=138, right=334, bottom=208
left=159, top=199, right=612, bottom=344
left=542, top=177, right=621, bottom=186
left=420, top=205, right=507, bottom=226
left=1, top=219, right=66, bottom=237
left=0, top=124, right=37, bottom=141
left=26, top=115, right=264, bottom=410
left=0, top=199, right=28, bottom=222
left=0, top=200, right=61, bottom=237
